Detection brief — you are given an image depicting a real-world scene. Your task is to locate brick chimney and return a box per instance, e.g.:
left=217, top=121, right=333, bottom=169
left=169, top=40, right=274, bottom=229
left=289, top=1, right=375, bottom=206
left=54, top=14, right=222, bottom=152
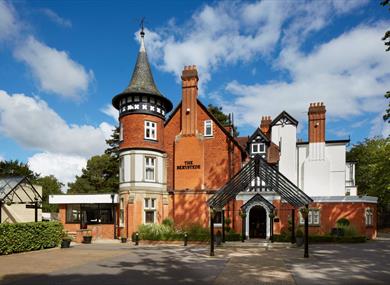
left=181, top=65, right=198, bottom=136
left=308, top=102, right=326, bottom=143
left=260, top=116, right=272, bottom=134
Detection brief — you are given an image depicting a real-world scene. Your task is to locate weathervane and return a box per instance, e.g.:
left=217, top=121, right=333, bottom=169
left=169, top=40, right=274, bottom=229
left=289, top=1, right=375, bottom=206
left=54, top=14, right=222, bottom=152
left=140, top=17, right=145, bottom=37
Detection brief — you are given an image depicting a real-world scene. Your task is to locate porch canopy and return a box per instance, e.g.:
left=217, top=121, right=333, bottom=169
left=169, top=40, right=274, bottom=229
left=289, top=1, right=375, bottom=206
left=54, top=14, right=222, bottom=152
left=207, top=155, right=312, bottom=210
left=0, top=176, right=42, bottom=205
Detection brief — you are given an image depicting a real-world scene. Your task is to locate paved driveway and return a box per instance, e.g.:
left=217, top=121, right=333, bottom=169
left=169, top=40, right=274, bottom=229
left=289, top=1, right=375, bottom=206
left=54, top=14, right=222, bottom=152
left=0, top=239, right=389, bottom=285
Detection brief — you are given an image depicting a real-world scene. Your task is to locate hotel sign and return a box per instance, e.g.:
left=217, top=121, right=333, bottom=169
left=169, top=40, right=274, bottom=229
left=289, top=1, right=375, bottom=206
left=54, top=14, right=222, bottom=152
left=176, top=160, right=201, bottom=170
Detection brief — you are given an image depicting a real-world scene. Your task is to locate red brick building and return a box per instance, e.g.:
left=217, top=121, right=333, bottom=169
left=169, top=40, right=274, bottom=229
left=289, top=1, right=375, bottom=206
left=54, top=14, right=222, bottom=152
left=50, top=29, right=377, bottom=240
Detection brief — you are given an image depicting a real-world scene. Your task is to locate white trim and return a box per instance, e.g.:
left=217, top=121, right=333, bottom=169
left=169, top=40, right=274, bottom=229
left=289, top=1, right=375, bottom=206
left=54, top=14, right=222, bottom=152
left=49, top=194, right=118, bottom=204
left=143, top=198, right=157, bottom=224
left=204, top=120, right=213, bottom=137
left=245, top=202, right=270, bottom=239
left=144, top=156, right=156, bottom=182
left=312, top=196, right=377, bottom=203
left=144, top=120, right=157, bottom=140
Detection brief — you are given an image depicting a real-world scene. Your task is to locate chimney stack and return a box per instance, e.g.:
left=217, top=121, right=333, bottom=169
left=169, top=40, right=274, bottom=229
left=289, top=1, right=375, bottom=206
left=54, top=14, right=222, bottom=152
left=260, top=116, right=272, bottom=135
left=308, top=102, right=326, bottom=143
left=181, top=65, right=199, bottom=136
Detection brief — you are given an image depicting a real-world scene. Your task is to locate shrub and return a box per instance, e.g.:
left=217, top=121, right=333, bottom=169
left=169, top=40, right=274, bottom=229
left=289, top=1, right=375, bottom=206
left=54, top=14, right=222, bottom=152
left=0, top=221, right=63, bottom=255
left=225, top=232, right=241, bottom=241
left=162, top=218, right=174, bottom=229
left=336, top=218, right=350, bottom=227
left=296, top=228, right=304, bottom=237
left=138, top=223, right=174, bottom=240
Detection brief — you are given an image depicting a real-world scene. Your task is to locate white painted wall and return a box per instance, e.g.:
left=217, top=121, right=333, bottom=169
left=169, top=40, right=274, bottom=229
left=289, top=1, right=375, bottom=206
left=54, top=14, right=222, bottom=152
left=119, top=149, right=166, bottom=190
left=298, top=142, right=348, bottom=196
left=271, top=124, right=297, bottom=184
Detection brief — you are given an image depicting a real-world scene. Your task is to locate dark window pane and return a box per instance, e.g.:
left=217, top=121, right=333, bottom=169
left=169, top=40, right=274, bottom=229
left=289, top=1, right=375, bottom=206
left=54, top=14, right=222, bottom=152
left=145, top=211, right=154, bottom=223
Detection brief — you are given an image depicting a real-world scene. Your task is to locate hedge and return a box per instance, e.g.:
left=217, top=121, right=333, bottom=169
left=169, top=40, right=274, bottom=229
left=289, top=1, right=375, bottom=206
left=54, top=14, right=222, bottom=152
left=0, top=221, right=63, bottom=255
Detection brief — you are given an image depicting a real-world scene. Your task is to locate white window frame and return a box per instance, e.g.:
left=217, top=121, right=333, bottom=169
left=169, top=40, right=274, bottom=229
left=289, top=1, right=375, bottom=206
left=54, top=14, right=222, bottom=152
left=144, top=156, right=156, bottom=182
left=251, top=143, right=265, bottom=154
left=144, top=198, right=156, bottom=224
left=204, top=120, right=213, bottom=137
left=299, top=209, right=320, bottom=225
left=144, top=121, right=157, bottom=140
left=365, top=208, right=373, bottom=226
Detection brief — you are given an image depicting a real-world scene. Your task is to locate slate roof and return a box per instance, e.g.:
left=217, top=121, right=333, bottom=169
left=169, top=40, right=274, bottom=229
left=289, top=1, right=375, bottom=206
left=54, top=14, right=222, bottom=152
left=112, top=31, right=172, bottom=112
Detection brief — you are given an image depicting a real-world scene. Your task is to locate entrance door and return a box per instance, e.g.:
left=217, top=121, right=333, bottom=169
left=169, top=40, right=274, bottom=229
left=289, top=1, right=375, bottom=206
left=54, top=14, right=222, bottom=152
left=249, top=206, right=266, bottom=238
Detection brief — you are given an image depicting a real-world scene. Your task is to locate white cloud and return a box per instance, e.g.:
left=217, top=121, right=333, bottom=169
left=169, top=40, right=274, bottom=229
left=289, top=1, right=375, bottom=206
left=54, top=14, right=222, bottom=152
left=28, top=152, right=86, bottom=188
left=101, top=104, right=119, bottom=122
left=41, top=8, right=72, bottom=28
left=0, top=90, right=114, bottom=157
left=142, top=0, right=368, bottom=93
left=0, top=155, right=4, bottom=161
left=0, top=1, right=18, bottom=41
left=369, top=115, right=390, bottom=138
left=13, top=36, right=93, bottom=100
left=222, top=23, right=390, bottom=136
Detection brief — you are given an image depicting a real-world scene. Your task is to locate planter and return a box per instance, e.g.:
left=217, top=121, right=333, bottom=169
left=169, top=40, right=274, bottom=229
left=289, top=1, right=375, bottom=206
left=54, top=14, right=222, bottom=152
left=296, top=237, right=304, bottom=247
left=83, top=236, right=92, bottom=244
left=61, top=239, right=71, bottom=248
left=121, top=237, right=127, bottom=243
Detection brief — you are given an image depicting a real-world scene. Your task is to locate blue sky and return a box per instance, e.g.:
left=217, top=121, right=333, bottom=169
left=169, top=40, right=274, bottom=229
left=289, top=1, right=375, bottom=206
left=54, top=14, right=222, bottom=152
left=0, top=0, right=389, bottom=186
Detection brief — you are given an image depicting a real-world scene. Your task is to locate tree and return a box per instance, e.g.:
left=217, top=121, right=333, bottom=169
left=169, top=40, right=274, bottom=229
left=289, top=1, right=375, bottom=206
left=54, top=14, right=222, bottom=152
left=381, top=1, right=390, bottom=123
left=382, top=1, right=390, bottom=51
left=105, top=126, right=120, bottom=159
left=35, top=175, right=63, bottom=212
left=207, top=104, right=239, bottom=136
left=384, top=91, right=390, bottom=124
left=347, top=137, right=390, bottom=223
left=0, top=160, right=39, bottom=180
left=67, top=154, right=119, bottom=194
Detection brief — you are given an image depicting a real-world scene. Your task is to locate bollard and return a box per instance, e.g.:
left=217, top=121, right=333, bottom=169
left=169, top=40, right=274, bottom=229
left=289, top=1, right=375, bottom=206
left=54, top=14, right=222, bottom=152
left=184, top=232, right=188, bottom=246
left=135, top=232, right=139, bottom=246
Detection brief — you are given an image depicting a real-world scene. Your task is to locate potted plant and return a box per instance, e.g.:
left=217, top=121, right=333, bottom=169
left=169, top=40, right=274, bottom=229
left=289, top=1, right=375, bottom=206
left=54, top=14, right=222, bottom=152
left=295, top=228, right=304, bottom=247
left=82, top=229, right=92, bottom=244
left=120, top=229, right=127, bottom=243
left=61, top=231, right=72, bottom=248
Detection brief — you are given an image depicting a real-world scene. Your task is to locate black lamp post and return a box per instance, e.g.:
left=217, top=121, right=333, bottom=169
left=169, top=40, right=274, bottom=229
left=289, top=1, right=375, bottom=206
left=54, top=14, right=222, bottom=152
left=111, top=193, right=117, bottom=239
left=210, top=208, right=215, bottom=256
left=34, top=197, right=38, bottom=222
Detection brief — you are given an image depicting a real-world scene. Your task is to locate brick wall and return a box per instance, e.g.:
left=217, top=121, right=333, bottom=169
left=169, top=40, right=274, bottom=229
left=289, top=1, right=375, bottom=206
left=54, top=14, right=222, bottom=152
left=120, top=113, right=165, bottom=152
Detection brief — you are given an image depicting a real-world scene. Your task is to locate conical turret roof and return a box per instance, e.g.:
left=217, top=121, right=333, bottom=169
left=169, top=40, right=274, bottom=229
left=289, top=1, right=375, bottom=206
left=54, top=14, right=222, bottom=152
left=112, top=29, right=172, bottom=112
left=122, top=35, right=162, bottom=96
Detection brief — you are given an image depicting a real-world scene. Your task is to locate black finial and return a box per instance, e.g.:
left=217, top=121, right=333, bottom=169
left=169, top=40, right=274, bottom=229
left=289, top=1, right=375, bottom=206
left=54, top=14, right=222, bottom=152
left=140, top=17, right=145, bottom=38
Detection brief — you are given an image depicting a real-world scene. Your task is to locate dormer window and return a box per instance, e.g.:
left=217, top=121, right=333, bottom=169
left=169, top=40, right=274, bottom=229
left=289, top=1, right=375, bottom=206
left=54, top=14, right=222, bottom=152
left=204, top=120, right=213, bottom=137
left=145, top=121, right=157, bottom=140
left=252, top=143, right=265, bottom=154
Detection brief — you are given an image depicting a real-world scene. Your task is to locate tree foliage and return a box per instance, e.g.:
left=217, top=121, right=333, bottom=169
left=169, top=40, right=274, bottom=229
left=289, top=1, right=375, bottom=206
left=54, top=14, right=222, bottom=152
left=67, top=154, right=119, bottom=194
left=207, top=104, right=239, bottom=136
left=381, top=1, right=390, bottom=122
left=105, top=126, right=120, bottom=160
left=35, top=175, right=63, bottom=212
left=0, top=160, right=39, bottom=180
left=347, top=137, right=390, bottom=215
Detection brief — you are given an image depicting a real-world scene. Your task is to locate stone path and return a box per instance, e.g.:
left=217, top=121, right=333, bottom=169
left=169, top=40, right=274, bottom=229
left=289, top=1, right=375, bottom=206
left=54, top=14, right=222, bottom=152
left=1, top=239, right=389, bottom=285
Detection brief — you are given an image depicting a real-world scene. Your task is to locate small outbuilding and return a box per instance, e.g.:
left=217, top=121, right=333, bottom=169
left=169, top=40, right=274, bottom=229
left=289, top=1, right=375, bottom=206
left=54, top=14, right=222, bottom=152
left=0, top=176, right=42, bottom=223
